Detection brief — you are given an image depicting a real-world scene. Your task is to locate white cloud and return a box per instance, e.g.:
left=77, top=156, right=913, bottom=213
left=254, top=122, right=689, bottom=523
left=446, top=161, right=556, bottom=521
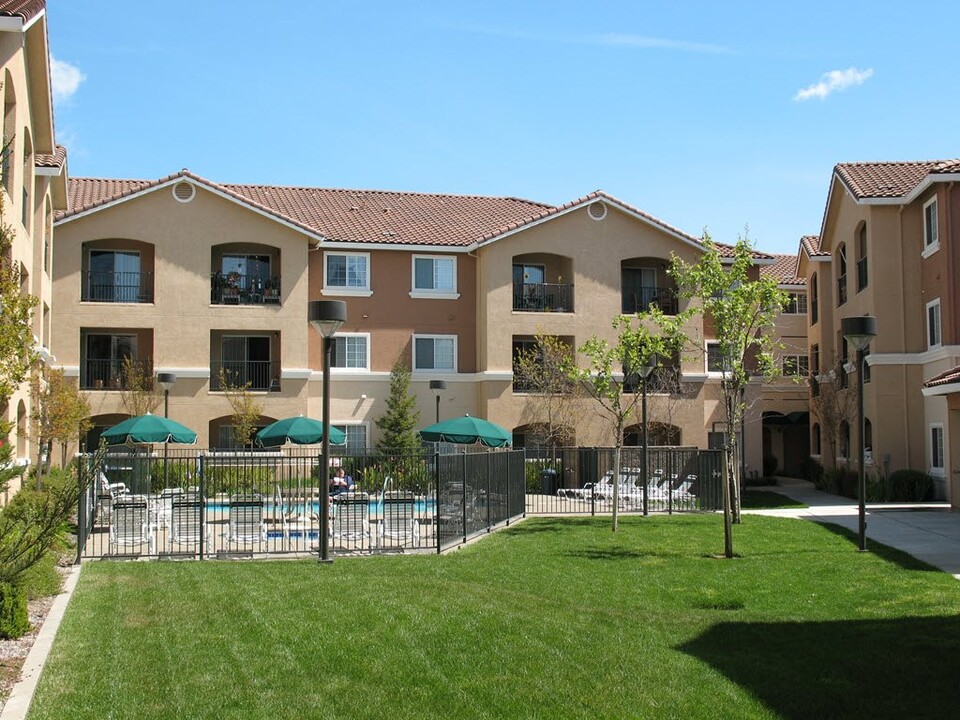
left=593, top=33, right=730, bottom=55
left=793, top=67, right=874, bottom=102
left=50, top=56, right=85, bottom=103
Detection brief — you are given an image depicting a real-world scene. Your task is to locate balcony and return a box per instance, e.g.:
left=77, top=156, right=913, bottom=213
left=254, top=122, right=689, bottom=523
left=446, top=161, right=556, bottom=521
left=210, top=360, right=281, bottom=392
left=512, top=282, right=574, bottom=312
left=81, top=270, right=153, bottom=303
left=211, top=273, right=281, bottom=306
left=622, top=287, right=678, bottom=315
left=81, top=359, right=153, bottom=390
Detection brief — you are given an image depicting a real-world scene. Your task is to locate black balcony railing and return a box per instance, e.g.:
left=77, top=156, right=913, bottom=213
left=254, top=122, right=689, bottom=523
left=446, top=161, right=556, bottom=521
left=622, top=286, right=678, bottom=315
left=512, top=282, right=574, bottom=312
left=211, top=273, right=281, bottom=306
left=81, top=359, right=153, bottom=390
left=82, top=271, right=153, bottom=303
left=210, top=360, right=281, bottom=392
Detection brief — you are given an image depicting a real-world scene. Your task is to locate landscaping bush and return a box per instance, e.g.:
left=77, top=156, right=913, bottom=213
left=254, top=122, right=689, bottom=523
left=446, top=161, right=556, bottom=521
left=762, top=454, right=778, bottom=479
left=888, top=469, right=934, bottom=502
left=0, top=581, right=29, bottom=639
left=801, top=457, right=823, bottom=488
left=203, top=465, right=275, bottom=497
left=820, top=467, right=858, bottom=498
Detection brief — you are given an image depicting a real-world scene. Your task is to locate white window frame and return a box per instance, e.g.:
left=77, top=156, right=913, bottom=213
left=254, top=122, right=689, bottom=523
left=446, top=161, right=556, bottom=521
left=332, top=422, right=370, bottom=456
left=412, top=334, right=458, bottom=373
left=926, top=298, right=942, bottom=350
left=323, top=251, right=372, bottom=296
left=410, top=254, right=459, bottom=300
left=781, top=354, right=809, bottom=377
left=783, top=292, right=807, bottom=315
left=329, top=332, right=370, bottom=372
left=922, top=196, right=939, bottom=257
left=930, top=423, right=945, bottom=476
left=705, top=341, right=729, bottom=376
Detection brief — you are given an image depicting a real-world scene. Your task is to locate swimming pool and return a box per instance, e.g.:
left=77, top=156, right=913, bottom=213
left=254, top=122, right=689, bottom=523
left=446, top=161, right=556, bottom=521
left=205, top=499, right=436, bottom=515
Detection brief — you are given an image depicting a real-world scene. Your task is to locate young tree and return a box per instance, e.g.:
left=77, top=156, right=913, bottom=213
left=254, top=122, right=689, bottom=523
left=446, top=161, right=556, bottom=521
left=375, top=351, right=421, bottom=454
left=118, top=357, right=162, bottom=417
left=513, top=332, right=580, bottom=448
left=219, top=369, right=264, bottom=448
left=809, top=353, right=858, bottom=467
left=570, top=310, right=689, bottom=531
left=31, top=367, right=92, bottom=481
left=670, top=234, right=787, bottom=556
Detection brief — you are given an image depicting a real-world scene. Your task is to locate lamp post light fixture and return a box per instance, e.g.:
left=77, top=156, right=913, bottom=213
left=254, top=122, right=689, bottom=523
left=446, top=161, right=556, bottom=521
left=157, top=372, right=177, bottom=418
left=429, top=380, right=447, bottom=424
left=841, top=315, right=877, bottom=552
left=638, top=357, right=658, bottom=517
left=309, top=300, right=347, bottom=564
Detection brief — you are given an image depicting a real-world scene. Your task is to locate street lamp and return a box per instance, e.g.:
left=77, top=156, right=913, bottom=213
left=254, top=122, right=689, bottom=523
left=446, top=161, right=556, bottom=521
left=429, top=380, right=447, bottom=424
left=309, top=300, right=347, bottom=564
left=638, top=357, right=658, bottom=516
left=157, top=372, right=177, bottom=418
left=841, top=315, right=877, bottom=552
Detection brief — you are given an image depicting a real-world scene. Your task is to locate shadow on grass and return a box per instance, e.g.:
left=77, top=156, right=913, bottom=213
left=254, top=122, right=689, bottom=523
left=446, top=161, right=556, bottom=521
left=741, top=490, right=807, bottom=509
left=565, top=547, right=651, bottom=561
left=816, top=521, right=943, bottom=573
left=679, top=616, right=960, bottom=720
left=500, top=517, right=600, bottom=536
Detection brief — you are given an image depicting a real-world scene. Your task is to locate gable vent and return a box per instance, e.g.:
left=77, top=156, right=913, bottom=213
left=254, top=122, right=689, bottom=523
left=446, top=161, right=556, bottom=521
left=172, top=181, right=196, bottom=203
left=588, top=200, right=607, bottom=221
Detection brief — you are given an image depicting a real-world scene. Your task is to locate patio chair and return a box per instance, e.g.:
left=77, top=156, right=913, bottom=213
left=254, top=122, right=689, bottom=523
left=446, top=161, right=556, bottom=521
left=377, top=491, right=420, bottom=549
left=169, top=498, right=211, bottom=553
left=227, top=495, right=267, bottom=547
left=108, top=499, right=155, bottom=555
left=331, top=492, right=371, bottom=548
left=95, top=472, right=128, bottom=525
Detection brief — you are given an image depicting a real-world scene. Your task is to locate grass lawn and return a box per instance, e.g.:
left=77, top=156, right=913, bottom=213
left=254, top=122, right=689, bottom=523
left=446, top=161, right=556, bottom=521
left=741, top=489, right=808, bottom=509
left=29, top=515, right=960, bottom=719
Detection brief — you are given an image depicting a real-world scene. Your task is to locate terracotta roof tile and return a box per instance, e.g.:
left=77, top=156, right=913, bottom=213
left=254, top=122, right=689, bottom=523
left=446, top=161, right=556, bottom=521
left=835, top=160, right=945, bottom=199
left=761, top=253, right=804, bottom=285
left=800, top=235, right=826, bottom=257
left=35, top=144, right=66, bottom=170
left=0, top=0, right=44, bottom=22
left=924, top=366, right=960, bottom=389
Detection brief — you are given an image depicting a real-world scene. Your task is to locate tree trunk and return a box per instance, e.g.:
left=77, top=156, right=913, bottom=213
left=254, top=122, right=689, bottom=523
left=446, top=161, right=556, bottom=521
left=611, top=444, right=621, bottom=532
left=723, top=444, right=734, bottom=558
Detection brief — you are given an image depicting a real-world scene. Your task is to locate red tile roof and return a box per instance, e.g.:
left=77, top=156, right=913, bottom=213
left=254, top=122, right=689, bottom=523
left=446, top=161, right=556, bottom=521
left=35, top=144, right=66, bottom=170
left=0, top=0, right=44, bottom=22
left=762, top=254, right=804, bottom=285
left=924, top=366, right=960, bottom=389
left=834, top=160, right=960, bottom=200
left=800, top=235, right=827, bottom=257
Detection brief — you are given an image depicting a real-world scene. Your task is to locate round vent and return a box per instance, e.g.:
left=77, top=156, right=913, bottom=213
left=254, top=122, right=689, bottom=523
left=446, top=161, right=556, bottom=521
left=588, top=200, right=607, bottom=221
left=172, top=181, right=196, bottom=203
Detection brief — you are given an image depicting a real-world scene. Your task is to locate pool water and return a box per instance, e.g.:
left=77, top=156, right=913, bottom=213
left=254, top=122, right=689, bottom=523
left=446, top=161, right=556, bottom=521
left=206, top=499, right=436, bottom=515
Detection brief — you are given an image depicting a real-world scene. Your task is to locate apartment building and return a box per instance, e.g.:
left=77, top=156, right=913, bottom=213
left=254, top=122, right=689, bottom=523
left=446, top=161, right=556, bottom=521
left=799, top=160, right=960, bottom=504
left=53, top=173, right=769, bottom=472
left=0, top=0, right=67, bottom=493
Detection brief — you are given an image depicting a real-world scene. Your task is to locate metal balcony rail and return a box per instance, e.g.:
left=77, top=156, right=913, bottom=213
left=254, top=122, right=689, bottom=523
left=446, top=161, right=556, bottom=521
left=82, top=270, right=153, bottom=303
left=81, top=359, right=154, bottom=390
left=211, top=273, right=281, bottom=305
left=622, top=286, right=678, bottom=315
left=512, top=282, right=574, bottom=312
left=210, top=360, right=281, bottom=392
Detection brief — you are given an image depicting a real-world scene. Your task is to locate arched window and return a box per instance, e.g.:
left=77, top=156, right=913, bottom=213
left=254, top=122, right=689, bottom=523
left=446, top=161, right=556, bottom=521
left=810, top=273, right=819, bottom=325
left=856, top=223, right=868, bottom=292
left=812, top=423, right=822, bottom=455
left=3, top=72, right=16, bottom=196
left=836, top=243, right=847, bottom=306
left=839, top=420, right=850, bottom=459
left=21, top=127, right=31, bottom=230
left=864, top=418, right=873, bottom=462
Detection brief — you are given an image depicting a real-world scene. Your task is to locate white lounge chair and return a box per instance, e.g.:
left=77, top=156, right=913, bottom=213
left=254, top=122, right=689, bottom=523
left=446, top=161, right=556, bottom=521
left=169, top=498, right=211, bottom=553
left=331, top=492, right=371, bottom=548
left=377, top=491, right=420, bottom=549
left=227, top=496, right=267, bottom=547
left=109, top=499, right=155, bottom=555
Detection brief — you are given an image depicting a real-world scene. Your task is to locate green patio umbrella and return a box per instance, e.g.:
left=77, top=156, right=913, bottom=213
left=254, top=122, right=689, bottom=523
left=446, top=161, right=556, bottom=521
left=101, top=413, right=198, bottom=445
left=419, top=415, right=512, bottom=448
left=255, top=415, right=347, bottom=447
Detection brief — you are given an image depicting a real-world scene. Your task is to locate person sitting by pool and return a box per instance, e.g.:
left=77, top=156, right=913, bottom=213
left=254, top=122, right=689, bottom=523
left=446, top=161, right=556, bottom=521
left=329, top=467, right=355, bottom=495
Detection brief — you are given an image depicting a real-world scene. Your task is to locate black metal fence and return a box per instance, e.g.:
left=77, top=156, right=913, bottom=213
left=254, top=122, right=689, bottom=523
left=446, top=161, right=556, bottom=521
left=522, top=446, right=724, bottom=516
left=77, top=447, right=526, bottom=560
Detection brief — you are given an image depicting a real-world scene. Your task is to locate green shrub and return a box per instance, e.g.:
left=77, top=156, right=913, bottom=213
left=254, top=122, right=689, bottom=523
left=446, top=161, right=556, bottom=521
left=888, top=469, right=934, bottom=502
left=820, top=468, right=858, bottom=498
left=202, top=465, right=275, bottom=497
left=0, top=581, right=29, bottom=639
left=19, top=552, right=62, bottom=600
left=800, top=457, right=823, bottom=487
left=762, top=454, right=778, bottom=479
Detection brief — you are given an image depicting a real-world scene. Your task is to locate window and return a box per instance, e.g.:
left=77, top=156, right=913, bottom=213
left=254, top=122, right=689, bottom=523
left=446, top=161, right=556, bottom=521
left=783, top=292, right=807, bottom=314
left=810, top=273, right=819, bottom=325
left=864, top=418, right=873, bottom=464
left=923, top=197, right=939, bottom=253
left=839, top=420, right=850, bottom=459
left=839, top=336, right=849, bottom=389
left=856, top=223, right=868, bottom=292
left=621, top=267, right=657, bottom=313
left=927, top=298, right=941, bottom=349
left=218, top=423, right=269, bottom=450
left=332, top=424, right=368, bottom=455
left=83, top=333, right=138, bottom=389
left=812, top=423, right=821, bottom=455
left=218, top=335, right=273, bottom=391
left=412, top=255, right=457, bottom=298
left=706, top=342, right=728, bottom=373
left=330, top=334, right=369, bottom=371
left=836, top=243, right=847, bottom=306
left=221, top=254, right=271, bottom=291
left=782, top=355, right=809, bottom=377
left=413, top=335, right=456, bottom=372
left=324, top=252, right=370, bottom=294
left=931, top=424, right=945, bottom=474
left=810, top=344, right=820, bottom=397
left=863, top=346, right=871, bottom=383
left=87, top=250, right=142, bottom=302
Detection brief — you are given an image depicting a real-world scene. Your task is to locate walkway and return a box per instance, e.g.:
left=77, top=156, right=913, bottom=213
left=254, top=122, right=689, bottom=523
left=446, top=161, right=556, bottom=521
left=747, top=477, right=960, bottom=579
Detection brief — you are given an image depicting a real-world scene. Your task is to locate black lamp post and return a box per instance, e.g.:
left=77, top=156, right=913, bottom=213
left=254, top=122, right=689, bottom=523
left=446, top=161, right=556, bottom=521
left=429, top=380, right=447, bottom=424
left=309, top=300, right=347, bottom=564
left=841, top=315, right=877, bottom=552
left=157, top=372, right=177, bottom=418
left=638, top=357, right=657, bottom=516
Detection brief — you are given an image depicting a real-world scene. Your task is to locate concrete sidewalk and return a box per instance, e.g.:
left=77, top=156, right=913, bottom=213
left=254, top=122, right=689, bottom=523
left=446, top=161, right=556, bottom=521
left=746, top=477, right=960, bottom=579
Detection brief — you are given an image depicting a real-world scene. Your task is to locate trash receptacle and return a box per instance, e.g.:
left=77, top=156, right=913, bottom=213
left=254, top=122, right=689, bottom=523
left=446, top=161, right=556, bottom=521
left=539, top=468, right=558, bottom=495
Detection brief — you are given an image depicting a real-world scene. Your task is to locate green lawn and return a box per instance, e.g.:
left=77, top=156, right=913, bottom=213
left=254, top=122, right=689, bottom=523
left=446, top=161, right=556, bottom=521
left=30, top=515, right=960, bottom=719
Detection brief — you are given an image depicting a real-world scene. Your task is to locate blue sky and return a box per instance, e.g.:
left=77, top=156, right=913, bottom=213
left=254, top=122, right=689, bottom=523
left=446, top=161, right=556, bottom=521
left=48, top=1, right=960, bottom=255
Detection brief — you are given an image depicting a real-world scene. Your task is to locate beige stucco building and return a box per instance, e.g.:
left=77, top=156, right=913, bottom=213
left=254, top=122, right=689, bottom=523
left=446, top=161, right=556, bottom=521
left=53, top=175, right=768, bottom=474
left=0, top=0, right=67, bottom=498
